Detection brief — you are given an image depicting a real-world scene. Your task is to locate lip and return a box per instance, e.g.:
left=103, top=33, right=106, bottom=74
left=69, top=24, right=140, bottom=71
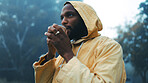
left=66, top=28, right=70, bottom=33
left=65, top=26, right=72, bottom=30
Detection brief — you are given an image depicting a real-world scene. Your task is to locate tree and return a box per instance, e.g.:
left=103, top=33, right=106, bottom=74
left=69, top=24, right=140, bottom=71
left=0, top=0, right=82, bottom=82
left=117, top=0, right=148, bottom=83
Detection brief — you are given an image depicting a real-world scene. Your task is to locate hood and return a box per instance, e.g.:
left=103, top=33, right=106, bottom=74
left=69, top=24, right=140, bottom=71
left=64, top=1, right=103, bottom=44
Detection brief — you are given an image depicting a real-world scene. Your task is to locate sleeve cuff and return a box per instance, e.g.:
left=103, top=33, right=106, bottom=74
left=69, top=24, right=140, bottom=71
left=33, top=53, right=56, bottom=71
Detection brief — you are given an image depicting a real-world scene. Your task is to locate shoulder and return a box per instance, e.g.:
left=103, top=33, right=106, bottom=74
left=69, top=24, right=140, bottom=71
left=93, top=36, right=123, bottom=59
left=91, top=36, right=121, bottom=46
left=84, top=36, right=122, bottom=53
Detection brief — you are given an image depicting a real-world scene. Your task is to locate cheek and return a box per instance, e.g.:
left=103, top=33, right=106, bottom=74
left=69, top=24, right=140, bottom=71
left=70, top=19, right=81, bottom=27
left=68, top=17, right=82, bottom=32
left=70, top=16, right=80, bottom=23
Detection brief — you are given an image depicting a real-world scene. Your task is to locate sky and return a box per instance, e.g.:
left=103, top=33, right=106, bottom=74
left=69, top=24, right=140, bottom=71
left=83, top=0, right=145, bottom=38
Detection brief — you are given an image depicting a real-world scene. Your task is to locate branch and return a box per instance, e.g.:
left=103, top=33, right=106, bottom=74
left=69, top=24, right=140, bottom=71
left=23, top=47, right=34, bottom=61
left=0, top=35, right=16, bottom=67
left=16, top=26, right=29, bottom=48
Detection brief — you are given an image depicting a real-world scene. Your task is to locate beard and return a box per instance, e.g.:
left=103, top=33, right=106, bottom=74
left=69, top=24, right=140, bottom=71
left=68, top=26, right=85, bottom=40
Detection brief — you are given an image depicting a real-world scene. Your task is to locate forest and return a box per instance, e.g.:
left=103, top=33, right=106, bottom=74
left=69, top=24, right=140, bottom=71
left=0, top=0, right=147, bottom=83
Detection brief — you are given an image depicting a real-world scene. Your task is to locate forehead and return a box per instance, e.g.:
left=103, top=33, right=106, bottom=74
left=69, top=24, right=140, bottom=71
left=61, top=4, right=76, bottom=14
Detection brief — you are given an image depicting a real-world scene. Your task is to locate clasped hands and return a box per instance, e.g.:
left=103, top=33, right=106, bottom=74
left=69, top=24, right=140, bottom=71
left=44, top=24, right=74, bottom=63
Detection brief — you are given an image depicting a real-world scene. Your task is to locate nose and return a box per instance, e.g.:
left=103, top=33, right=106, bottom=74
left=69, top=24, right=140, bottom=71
left=61, top=17, right=68, bottom=25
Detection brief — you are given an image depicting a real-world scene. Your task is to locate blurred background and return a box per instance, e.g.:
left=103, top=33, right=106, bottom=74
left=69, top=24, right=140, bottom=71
left=0, top=0, right=147, bottom=83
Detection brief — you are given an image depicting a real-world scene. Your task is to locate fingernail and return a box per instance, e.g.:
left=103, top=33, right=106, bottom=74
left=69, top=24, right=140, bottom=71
left=44, top=32, right=47, bottom=35
left=53, top=23, right=57, bottom=26
left=53, top=23, right=57, bottom=25
left=48, top=26, right=51, bottom=29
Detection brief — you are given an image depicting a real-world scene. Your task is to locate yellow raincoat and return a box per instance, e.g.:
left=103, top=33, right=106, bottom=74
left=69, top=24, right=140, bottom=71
left=33, top=1, right=126, bottom=83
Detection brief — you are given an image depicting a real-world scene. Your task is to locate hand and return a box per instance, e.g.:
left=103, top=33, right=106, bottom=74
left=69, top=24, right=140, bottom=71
left=45, top=24, right=74, bottom=63
left=46, top=37, right=56, bottom=60
left=44, top=27, right=57, bottom=60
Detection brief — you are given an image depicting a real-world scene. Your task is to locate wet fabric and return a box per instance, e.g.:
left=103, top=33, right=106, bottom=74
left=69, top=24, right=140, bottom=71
left=33, top=1, right=126, bottom=83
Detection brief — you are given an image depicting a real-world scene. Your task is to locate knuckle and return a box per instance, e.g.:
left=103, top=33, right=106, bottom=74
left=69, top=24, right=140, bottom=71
left=47, top=33, right=53, bottom=38
left=58, top=28, right=63, bottom=33
left=59, top=27, right=63, bottom=31
left=48, top=26, right=52, bottom=29
left=53, top=29, right=57, bottom=32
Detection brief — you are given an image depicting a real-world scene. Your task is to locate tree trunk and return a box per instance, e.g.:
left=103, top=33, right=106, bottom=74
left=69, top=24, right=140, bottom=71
left=140, top=71, right=147, bottom=83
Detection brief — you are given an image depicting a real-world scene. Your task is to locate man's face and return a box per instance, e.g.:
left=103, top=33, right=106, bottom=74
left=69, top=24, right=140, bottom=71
left=60, top=4, right=87, bottom=40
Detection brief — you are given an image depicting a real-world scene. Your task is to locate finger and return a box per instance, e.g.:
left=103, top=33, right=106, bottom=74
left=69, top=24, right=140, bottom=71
left=58, top=25, right=66, bottom=32
left=45, top=32, right=55, bottom=39
left=52, top=24, right=66, bottom=35
left=47, top=38, right=53, bottom=45
left=48, top=26, right=58, bottom=34
left=47, top=26, right=52, bottom=33
left=46, top=38, right=51, bottom=43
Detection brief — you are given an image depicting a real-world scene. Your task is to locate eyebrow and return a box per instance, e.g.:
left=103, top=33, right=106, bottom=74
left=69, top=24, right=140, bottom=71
left=61, top=10, right=76, bottom=17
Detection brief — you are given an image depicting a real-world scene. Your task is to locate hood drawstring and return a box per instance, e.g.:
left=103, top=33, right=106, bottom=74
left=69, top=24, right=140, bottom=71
left=76, top=41, right=84, bottom=57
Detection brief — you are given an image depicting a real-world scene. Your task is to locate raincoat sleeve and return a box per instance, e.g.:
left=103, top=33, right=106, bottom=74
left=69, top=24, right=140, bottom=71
left=33, top=54, right=56, bottom=83
left=56, top=42, right=126, bottom=83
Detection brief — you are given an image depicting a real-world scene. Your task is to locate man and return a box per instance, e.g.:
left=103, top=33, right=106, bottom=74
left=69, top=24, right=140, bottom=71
left=33, top=1, right=126, bottom=83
